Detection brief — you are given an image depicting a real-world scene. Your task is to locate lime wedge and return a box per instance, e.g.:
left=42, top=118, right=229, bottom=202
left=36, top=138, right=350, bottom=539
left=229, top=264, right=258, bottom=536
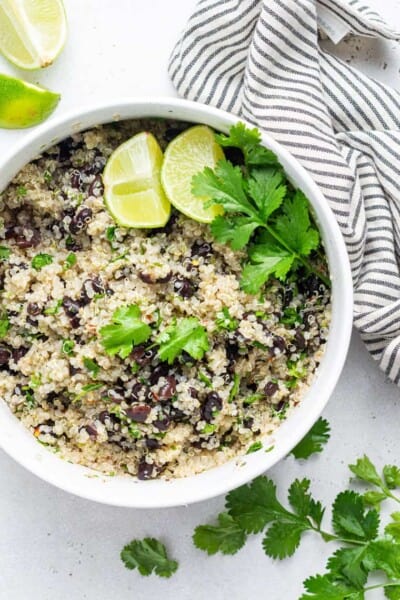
left=0, top=0, right=67, bottom=70
left=161, top=125, right=224, bottom=223
left=0, top=73, right=59, bottom=128
left=103, top=132, right=171, bottom=229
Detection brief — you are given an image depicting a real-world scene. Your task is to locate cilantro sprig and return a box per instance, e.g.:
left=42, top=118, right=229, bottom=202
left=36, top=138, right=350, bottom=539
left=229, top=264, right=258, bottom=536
left=99, top=304, right=152, bottom=359
left=192, top=123, right=329, bottom=294
left=291, top=417, right=331, bottom=460
left=157, top=317, right=209, bottom=364
left=121, top=538, right=178, bottom=578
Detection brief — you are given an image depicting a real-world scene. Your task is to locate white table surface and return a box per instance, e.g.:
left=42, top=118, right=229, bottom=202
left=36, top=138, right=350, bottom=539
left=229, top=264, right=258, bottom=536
left=1, top=1, right=400, bottom=599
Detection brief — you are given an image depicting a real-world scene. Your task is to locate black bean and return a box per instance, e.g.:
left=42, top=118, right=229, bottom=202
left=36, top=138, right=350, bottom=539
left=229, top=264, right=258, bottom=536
left=0, top=347, right=11, bottom=366
left=62, top=296, right=80, bottom=317
left=191, top=240, right=212, bottom=257
left=145, top=438, right=160, bottom=450
left=201, top=392, right=222, bottom=422
left=69, top=364, right=81, bottom=376
left=271, top=336, right=286, bottom=355
left=58, top=138, right=74, bottom=162
left=129, top=382, right=145, bottom=403
left=173, top=276, right=196, bottom=298
left=264, top=381, right=279, bottom=397
left=138, top=272, right=153, bottom=284
left=69, top=207, right=92, bottom=234
left=169, top=406, right=188, bottom=423
left=98, top=410, right=119, bottom=425
left=27, top=302, right=41, bottom=316
left=149, top=363, right=169, bottom=385
left=293, top=330, right=306, bottom=350
left=107, top=387, right=125, bottom=404
left=70, top=316, right=81, bottom=329
left=80, top=277, right=105, bottom=305
left=298, top=274, right=320, bottom=298
left=158, top=376, right=176, bottom=400
left=243, top=417, right=254, bottom=429
left=153, top=415, right=170, bottom=431
left=126, top=404, right=151, bottom=423
left=226, top=342, right=239, bottom=363
left=88, top=175, right=104, bottom=197
left=12, top=347, right=28, bottom=363
left=70, top=169, right=82, bottom=189
left=137, top=459, right=154, bottom=480
left=275, top=400, right=287, bottom=413
left=6, top=225, right=40, bottom=248
left=189, top=387, right=199, bottom=399
left=26, top=316, right=38, bottom=327
left=131, top=345, right=156, bottom=366
left=85, top=155, right=106, bottom=176
left=85, top=424, right=97, bottom=438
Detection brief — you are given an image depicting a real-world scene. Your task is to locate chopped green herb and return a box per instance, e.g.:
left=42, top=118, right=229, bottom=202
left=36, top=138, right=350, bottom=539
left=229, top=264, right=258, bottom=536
left=44, top=299, right=62, bottom=315
left=110, top=252, right=128, bottom=263
left=243, top=393, right=263, bottom=405
left=63, top=252, right=77, bottom=270
left=99, top=304, right=152, bottom=359
left=246, top=441, right=263, bottom=454
left=0, top=246, right=10, bottom=260
left=280, top=306, right=302, bottom=326
left=157, top=317, right=209, bottom=365
left=31, top=253, right=53, bottom=271
left=106, top=226, right=116, bottom=242
left=215, top=307, right=238, bottom=332
left=80, top=383, right=103, bottom=394
left=43, top=170, right=52, bottom=183
left=228, top=373, right=240, bottom=403
left=291, top=418, right=331, bottom=460
left=62, top=339, right=75, bottom=356
left=121, top=538, right=178, bottom=578
left=198, top=371, right=212, bottom=388
left=16, top=185, right=27, bottom=198
left=23, top=390, right=36, bottom=409
left=201, top=424, right=217, bottom=435
left=128, top=424, right=142, bottom=439
left=83, top=357, right=100, bottom=377
left=0, top=314, right=10, bottom=338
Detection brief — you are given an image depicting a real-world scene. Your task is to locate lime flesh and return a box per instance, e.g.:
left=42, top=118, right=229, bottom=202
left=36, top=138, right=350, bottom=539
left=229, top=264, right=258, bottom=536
left=0, top=73, right=60, bottom=128
left=0, top=0, right=67, bottom=70
left=103, top=132, right=171, bottom=229
left=161, top=125, right=224, bottom=223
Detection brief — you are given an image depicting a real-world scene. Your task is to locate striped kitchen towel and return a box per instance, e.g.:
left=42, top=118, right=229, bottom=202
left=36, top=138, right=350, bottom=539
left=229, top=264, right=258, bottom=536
left=169, top=0, right=400, bottom=384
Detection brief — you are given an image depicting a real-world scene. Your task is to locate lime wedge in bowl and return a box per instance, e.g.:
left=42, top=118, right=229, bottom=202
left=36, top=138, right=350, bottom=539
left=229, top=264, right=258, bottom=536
left=103, top=132, right=171, bottom=229
left=0, top=73, right=60, bottom=128
left=161, top=125, right=224, bottom=223
left=0, top=0, right=67, bottom=70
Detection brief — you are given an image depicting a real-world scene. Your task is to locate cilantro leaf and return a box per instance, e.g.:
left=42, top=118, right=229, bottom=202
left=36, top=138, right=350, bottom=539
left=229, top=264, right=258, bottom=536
left=215, top=307, right=238, bottom=332
left=157, top=317, right=209, bottom=364
left=226, top=476, right=288, bottom=534
left=246, top=441, right=263, bottom=454
left=193, top=513, right=246, bottom=555
left=385, top=513, right=400, bottom=543
left=327, top=547, right=369, bottom=589
left=99, top=304, right=152, bottom=359
left=241, top=237, right=294, bottom=294
left=263, top=521, right=309, bottom=559
left=63, top=252, right=77, bottom=270
left=121, top=538, right=178, bottom=578
left=288, top=479, right=325, bottom=528
left=385, top=586, right=400, bottom=600
left=300, top=574, right=364, bottom=600
left=31, top=253, right=53, bottom=271
left=83, top=357, right=100, bottom=377
left=215, top=122, right=278, bottom=167
left=273, top=190, right=320, bottom=257
left=247, top=169, right=286, bottom=221
left=210, top=214, right=259, bottom=250
left=332, top=491, right=379, bottom=542
left=363, top=540, right=400, bottom=580
left=384, top=466, right=400, bottom=490
left=349, top=456, right=382, bottom=487
left=291, top=417, right=331, bottom=460
left=0, top=246, right=10, bottom=260
left=192, top=160, right=257, bottom=217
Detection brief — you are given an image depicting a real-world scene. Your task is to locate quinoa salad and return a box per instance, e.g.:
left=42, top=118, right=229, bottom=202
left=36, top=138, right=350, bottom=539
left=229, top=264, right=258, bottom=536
left=0, top=119, right=331, bottom=480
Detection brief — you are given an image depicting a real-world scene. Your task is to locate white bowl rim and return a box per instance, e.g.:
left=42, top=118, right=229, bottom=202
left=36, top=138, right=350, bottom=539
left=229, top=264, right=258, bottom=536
left=0, top=97, right=353, bottom=508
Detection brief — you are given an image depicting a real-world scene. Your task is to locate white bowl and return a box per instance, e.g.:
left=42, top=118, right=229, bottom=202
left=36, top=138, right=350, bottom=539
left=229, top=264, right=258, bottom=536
left=0, top=98, right=353, bottom=508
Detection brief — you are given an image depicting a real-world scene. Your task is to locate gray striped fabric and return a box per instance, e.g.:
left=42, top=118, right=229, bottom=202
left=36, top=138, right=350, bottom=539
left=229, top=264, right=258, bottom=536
left=169, top=0, right=400, bottom=384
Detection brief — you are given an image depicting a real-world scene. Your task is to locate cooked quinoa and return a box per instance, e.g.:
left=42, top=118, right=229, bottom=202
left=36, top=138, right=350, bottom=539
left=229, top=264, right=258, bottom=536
left=0, top=119, right=331, bottom=480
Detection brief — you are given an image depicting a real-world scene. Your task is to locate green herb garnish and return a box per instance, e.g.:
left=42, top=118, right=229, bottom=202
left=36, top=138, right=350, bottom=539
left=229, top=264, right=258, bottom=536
left=198, top=371, right=212, bottom=388
left=157, top=317, right=209, bottom=365
left=228, top=373, right=240, bottom=403
left=16, top=185, right=27, bottom=198
left=106, top=226, right=116, bottom=242
left=80, top=383, right=103, bottom=394
left=0, top=314, right=10, bottom=338
left=215, top=307, right=238, bottom=332
left=83, top=357, right=100, bottom=378
left=0, top=246, right=10, bottom=260
left=192, top=123, right=329, bottom=294
left=63, top=252, right=77, bottom=270
left=44, top=299, right=62, bottom=315
left=121, top=538, right=178, bottom=578
left=291, top=417, right=331, bottom=460
left=61, top=339, right=75, bottom=356
left=99, top=304, right=152, bottom=359
left=31, top=253, right=53, bottom=271
left=246, top=441, right=263, bottom=454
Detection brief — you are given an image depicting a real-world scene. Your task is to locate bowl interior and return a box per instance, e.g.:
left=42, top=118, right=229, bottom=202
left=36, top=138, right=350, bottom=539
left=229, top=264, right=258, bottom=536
left=0, top=98, right=353, bottom=507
